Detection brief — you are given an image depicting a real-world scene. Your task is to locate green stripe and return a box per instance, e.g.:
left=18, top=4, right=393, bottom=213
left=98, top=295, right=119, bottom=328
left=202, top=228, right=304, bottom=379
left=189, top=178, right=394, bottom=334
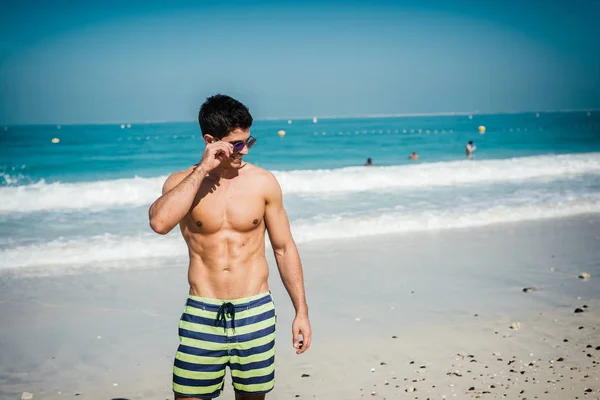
left=180, top=315, right=276, bottom=336
left=234, top=302, right=275, bottom=319
left=178, top=332, right=275, bottom=362
left=235, top=331, right=276, bottom=351
left=188, top=292, right=270, bottom=306
left=175, top=352, right=229, bottom=365
left=233, top=315, right=276, bottom=335
left=235, top=380, right=275, bottom=393
left=179, top=336, right=227, bottom=351
left=229, top=347, right=274, bottom=366
left=173, top=382, right=223, bottom=396
left=183, top=306, right=218, bottom=319
left=173, top=366, right=225, bottom=380
left=179, top=320, right=227, bottom=336
left=182, top=301, right=274, bottom=321
left=231, top=364, right=275, bottom=379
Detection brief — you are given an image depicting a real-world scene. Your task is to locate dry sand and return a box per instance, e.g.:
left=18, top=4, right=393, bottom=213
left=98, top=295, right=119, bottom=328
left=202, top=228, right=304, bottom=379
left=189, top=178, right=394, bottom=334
left=1, top=214, right=599, bottom=399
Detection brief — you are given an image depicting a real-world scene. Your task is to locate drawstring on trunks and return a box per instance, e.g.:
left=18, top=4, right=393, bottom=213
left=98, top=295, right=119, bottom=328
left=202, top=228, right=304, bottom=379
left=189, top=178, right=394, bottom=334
left=215, top=302, right=236, bottom=332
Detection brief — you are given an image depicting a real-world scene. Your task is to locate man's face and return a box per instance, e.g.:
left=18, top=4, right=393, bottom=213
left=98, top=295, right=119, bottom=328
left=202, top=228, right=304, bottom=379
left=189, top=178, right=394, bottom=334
left=208, top=128, right=251, bottom=169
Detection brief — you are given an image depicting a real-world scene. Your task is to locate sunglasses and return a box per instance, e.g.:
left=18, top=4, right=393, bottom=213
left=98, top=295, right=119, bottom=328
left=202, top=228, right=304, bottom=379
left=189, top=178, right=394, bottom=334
left=217, top=135, right=257, bottom=153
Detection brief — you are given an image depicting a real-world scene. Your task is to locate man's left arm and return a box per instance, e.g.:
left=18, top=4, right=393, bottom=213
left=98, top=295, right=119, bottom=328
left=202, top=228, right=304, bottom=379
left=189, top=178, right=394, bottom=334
left=263, top=173, right=312, bottom=355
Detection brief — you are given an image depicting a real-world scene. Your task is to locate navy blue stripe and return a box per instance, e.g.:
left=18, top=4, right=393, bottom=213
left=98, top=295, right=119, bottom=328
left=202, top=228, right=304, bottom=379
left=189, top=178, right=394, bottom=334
left=181, top=308, right=275, bottom=329
left=178, top=327, right=227, bottom=343
left=230, top=340, right=275, bottom=358
left=186, top=293, right=272, bottom=312
left=234, top=324, right=276, bottom=343
left=230, top=356, right=275, bottom=372
left=174, top=388, right=222, bottom=399
left=173, top=374, right=224, bottom=387
left=179, top=319, right=275, bottom=343
left=174, top=358, right=226, bottom=373
left=177, top=345, right=228, bottom=358
left=232, top=371, right=275, bottom=386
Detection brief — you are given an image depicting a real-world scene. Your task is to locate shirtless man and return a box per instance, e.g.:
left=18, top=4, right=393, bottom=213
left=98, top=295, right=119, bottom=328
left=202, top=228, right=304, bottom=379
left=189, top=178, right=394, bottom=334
left=148, top=94, right=312, bottom=399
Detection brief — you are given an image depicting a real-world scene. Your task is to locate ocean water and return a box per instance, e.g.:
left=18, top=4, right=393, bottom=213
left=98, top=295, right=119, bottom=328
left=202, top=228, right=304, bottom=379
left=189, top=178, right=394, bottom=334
left=1, top=111, right=600, bottom=274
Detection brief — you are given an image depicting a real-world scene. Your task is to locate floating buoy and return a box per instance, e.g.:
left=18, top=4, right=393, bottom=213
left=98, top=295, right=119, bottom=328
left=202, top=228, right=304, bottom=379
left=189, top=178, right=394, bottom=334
left=278, top=130, right=286, bottom=137
left=478, top=125, right=486, bottom=134
left=120, top=124, right=125, bottom=129
left=288, top=120, right=292, bottom=124
left=468, top=115, right=473, bottom=120
left=312, top=117, right=318, bottom=123
left=51, top=137, right=60, bottom=143
left=56, top=125, right=61, bottom=130
left=127, top=123, right=131, bottom=128
left=536, top=113, right=540, bottom=118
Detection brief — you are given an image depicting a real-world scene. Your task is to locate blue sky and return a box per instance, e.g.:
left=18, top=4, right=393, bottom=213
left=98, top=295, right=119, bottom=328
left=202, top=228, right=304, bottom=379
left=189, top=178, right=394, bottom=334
left=1, top=0, right=599, bottom=124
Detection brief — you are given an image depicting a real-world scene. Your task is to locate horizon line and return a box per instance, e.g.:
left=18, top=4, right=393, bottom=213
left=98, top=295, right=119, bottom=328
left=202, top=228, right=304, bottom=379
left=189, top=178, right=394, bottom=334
left=2, top=108, right=598, bottom=127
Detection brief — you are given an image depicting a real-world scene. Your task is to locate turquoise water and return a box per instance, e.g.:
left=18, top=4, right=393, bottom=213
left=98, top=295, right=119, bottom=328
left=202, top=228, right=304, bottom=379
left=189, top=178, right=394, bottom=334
left=1, top=111, right=600, bottom=273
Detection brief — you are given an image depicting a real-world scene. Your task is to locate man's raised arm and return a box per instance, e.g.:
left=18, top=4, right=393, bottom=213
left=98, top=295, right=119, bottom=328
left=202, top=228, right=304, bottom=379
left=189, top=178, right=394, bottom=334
left=148, top=167, right=206, bottom=235
left=148, top=141, right=233, bottom=235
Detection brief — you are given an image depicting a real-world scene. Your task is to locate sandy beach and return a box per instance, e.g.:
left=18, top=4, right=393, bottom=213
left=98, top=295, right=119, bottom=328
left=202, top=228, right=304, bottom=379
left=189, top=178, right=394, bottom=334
left=1, top=214, right=599, bottom=400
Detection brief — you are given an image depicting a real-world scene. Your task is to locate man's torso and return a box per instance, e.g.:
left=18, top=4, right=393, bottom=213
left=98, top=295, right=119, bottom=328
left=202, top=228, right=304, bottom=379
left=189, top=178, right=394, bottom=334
left=177, top=163, right=272, bottom=299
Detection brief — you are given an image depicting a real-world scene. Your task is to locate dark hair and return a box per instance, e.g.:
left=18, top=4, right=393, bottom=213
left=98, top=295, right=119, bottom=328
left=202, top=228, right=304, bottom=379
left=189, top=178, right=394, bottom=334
left=468, top=141, right=473, bottom=145
left=198, top=94, right=253, bottom=139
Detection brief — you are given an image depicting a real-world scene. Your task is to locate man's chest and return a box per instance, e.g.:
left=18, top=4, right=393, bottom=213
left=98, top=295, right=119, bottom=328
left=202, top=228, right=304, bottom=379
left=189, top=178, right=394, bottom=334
left=187, top=181, right=265, bottom=234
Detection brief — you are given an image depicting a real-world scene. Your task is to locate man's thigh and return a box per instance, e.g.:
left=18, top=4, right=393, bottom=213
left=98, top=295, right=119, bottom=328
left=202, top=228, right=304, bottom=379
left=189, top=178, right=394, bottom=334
left=173, top=298, right=230, bottom=398
left=229, top=295, right=277, bottom=397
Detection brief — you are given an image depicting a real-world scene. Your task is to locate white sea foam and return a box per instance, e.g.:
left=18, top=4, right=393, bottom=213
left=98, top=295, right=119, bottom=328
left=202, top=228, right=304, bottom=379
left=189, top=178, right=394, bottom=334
left=0, top=176, right=166, bottom=213
left=2, top=198, right=598, bottom=272
left=292, top=200, right=600, bottom=243
left=1, top=153, right=599, bottom=213
left=276, top=153, right=600, bottom=194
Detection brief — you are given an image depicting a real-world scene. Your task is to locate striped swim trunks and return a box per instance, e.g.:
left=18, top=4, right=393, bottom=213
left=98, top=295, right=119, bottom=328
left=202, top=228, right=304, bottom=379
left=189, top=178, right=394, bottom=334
left=173, top=291, right=276, bottom=398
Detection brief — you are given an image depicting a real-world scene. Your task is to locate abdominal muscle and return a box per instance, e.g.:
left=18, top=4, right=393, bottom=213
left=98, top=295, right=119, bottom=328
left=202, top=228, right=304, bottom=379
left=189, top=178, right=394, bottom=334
left=182, top=225, right=270, bottom=300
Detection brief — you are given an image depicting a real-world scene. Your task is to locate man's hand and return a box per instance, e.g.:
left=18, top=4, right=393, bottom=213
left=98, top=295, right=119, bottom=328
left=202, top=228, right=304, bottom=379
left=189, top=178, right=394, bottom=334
left=199, top=142, right=233, bottom=173
left=292, top=313, right=312, bottom=355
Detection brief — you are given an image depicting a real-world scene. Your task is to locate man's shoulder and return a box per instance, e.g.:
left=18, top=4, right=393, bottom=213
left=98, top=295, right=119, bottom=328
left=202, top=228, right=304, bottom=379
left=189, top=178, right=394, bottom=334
left=162, top=166, right=195, bottom=191
left=244, top=164, right=281, bottom=194
left=245, top=163, right=278, bottom=181
left=168, top=166, right=195, bottom=181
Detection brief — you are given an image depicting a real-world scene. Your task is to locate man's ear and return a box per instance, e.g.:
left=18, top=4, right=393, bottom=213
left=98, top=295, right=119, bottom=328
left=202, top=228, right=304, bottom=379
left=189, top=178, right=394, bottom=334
left=203, top=134, right=215, bottom=144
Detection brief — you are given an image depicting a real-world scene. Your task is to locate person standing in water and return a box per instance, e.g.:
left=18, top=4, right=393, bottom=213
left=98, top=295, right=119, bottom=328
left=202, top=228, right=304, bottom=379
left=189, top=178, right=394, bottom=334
left=149, top=94, right=312, bottom=399
left=466, top=141, right=476, bottom=158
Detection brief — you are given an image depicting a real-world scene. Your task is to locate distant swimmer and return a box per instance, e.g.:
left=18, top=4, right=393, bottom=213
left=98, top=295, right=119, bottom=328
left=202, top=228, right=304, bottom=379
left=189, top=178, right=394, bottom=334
left=409, top=152, right=419, bottom=160
left=365, top=157, right=373, bottom=166
left=466, top=141, right=476, bottom=158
